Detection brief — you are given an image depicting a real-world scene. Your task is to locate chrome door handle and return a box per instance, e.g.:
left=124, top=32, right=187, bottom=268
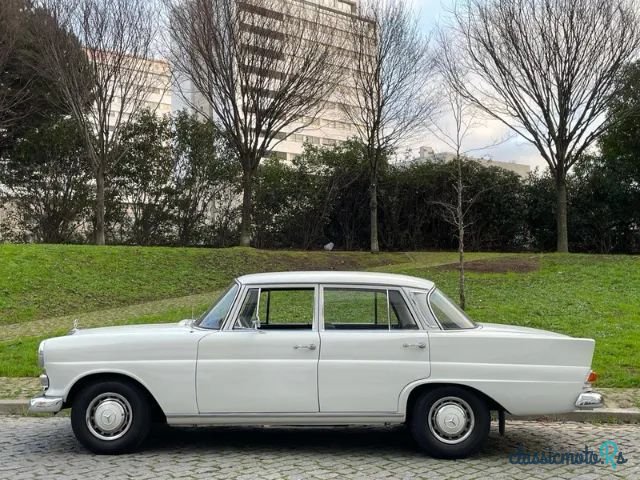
left=403, top=342, right=426, bottom=349
left=294, top=344, right=317, bottom=351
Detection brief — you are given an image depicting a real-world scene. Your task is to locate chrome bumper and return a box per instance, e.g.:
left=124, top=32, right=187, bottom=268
left=29, top=395, right=64, bottom=414
left=575, top=391, right=603, bottom=409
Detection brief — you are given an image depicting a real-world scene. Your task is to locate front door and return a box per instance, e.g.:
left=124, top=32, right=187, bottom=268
left=318, top=286, right=430, bottom=413
left=196, top=286, right=320, bottom=414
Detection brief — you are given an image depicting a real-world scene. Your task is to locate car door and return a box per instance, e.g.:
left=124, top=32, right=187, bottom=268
left=196, top=285, right=320, bottom=414
left=318, top=285, right=430, bottom=413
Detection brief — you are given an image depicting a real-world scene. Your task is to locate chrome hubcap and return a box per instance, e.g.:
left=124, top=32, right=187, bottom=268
left=86, top=393, right=132, bottom=441
left=427, top=396, right=475, bottom=444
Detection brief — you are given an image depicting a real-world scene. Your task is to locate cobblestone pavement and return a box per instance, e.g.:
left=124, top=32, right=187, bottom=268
left=0, top=417, right=637, bottom=480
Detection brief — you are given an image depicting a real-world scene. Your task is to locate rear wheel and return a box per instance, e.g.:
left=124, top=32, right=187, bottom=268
left=71, top=380, right=151, bottom=454
left=409, top=386, right=490, bottom=458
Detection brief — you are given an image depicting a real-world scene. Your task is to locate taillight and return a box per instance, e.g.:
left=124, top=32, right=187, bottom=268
left=587, top=371, right=598, bottom=383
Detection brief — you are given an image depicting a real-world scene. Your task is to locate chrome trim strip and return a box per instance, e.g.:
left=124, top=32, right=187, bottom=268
left=170, top=411, right=401, bottom=417
left=166, top=412, right=404, bottom=426
left=29, top=395, right=63, bottom=413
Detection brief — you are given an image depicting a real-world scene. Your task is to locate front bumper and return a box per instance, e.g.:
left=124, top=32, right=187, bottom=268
left=575, top=391, right=604, bottom=409
left=29, top=395, right=64, bottom=414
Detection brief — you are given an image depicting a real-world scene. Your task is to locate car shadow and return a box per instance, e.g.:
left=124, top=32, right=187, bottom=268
left=140, top=422, right=563, bottom=459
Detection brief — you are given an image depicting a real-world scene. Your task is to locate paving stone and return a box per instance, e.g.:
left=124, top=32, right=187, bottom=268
left=0, top=417, right=637, bottom=479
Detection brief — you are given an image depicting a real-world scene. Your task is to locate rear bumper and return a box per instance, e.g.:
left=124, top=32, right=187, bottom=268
left=575, top=391, right=603, bottom=409
left=29, top=395, right=63, bottom=413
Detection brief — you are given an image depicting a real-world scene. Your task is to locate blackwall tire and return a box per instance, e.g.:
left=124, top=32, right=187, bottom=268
left=410, top=386, right=490, bottom=459
left=70, top=380, right=151, bottom=454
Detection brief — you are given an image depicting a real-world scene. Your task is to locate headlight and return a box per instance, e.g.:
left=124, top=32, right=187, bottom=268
left=38, top=341, right=45, bottom=369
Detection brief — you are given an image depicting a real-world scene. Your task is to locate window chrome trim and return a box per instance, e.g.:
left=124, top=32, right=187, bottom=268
left=222, top=283, right=319, bottom=332
left=318, top=284, right=423, bottom=332
left=407, top=288, right=441, bottom=330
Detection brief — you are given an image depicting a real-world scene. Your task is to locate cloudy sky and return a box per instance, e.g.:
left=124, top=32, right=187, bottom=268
left=409, top=0, right=546, bottom=169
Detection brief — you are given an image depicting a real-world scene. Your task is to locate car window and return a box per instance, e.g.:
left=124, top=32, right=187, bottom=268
left=323, top=288, right=418, bottom=330
left=234, top=288, right=314, bottom=330
left=197, top=283, right=239, bottom=329
left=424, top=289, right=477, bottom=330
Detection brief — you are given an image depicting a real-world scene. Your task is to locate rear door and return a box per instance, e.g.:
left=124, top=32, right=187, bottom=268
left=318, top=285, right=430, bottom=413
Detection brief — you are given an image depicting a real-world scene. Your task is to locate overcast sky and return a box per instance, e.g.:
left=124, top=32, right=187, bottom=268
left=410, top=0, right=546, bottom=169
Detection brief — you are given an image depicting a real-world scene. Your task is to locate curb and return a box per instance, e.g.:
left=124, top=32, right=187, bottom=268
left=0, top=399, right=29, bottom=415
left=1, top=399, right=639, bottom=423
left=507, top=409, right=640, bottom=424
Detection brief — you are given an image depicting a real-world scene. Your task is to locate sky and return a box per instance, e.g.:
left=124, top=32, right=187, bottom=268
left=409, top=0, right=546, bottom=169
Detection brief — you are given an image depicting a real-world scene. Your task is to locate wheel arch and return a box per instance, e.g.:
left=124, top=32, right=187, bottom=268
left=64, top=372, right=166, bottom=423
left=402, top=382, right=508, bottom=423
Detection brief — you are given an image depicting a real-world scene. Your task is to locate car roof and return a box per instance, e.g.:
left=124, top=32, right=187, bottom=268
left=236, top=271, right=435, bottom=290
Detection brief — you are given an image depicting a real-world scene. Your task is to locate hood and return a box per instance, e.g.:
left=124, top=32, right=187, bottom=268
left=477, top=322, right=569, bottom=338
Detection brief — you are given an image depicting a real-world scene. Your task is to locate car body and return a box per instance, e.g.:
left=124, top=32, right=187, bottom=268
left=30, top=271, right=603, bottom=457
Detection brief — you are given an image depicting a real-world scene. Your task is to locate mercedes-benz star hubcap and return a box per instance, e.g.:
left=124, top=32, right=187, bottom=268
left=86, top=392, right=133, bottom=441
left=427, top=396, right=475, bottom=445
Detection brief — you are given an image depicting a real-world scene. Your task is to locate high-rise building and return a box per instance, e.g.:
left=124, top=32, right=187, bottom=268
left=184, top=0, right=361, bottom=161
left=87, top=51, right=172, bottom=132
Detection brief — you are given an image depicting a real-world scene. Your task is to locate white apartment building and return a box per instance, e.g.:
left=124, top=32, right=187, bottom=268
left=415, top=146, right=531, bottom=178
left=184, top=0, right=361, bottom=161
left=88, top=51, right=172, bottom=132
left=136, top=58, right=173, bottom=119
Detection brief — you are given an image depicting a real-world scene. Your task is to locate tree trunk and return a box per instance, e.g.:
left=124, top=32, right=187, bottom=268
left=239, top=168, right=253, bottom=247
left=457, top=158, right=465, bottom=309
left=459, top=234, right=465, bottom=310
left=369, top=179, right=379, bottom=253
left=95, top=164, right=106, bottom=246
left=555, top=174, right=569, bottom=253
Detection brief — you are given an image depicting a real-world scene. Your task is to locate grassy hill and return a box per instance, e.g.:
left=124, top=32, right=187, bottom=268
left=1, top=244, right=501, bottom=326
left=0, top=244, right=638, bottom=388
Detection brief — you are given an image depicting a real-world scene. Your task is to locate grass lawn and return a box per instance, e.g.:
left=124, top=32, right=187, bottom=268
left=0, top=245, right=638, bottom=388
left=392, top=254, right=640, bottom=388
left=0, top=244, right=491, bottom=326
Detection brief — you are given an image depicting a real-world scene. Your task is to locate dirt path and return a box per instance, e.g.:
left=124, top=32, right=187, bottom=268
left=1, top=290, right=218, bottom=343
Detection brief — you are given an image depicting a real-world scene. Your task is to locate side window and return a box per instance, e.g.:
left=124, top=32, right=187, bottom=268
left=323, top=288, right=418, bottom=330
left=234, top=288, right=314, bottom=330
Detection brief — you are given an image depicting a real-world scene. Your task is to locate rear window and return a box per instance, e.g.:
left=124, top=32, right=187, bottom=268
left=412, top=289, right=476, bottom=330
left=428, top=289, right=477, bottom=330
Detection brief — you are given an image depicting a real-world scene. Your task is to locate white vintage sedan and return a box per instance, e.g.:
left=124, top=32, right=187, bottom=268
left=30, top=271, right=602, bottom=457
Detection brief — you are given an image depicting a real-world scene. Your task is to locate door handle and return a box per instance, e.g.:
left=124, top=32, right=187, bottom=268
left=294, top=344, right=317, bottom=350
left=403, top=342, right=426, bottom=349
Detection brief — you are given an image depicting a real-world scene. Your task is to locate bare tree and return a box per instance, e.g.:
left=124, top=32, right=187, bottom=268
left=0, top=0, right=28, bottom=131
left=428, top=81, right=504, bottom=309
left=167, top=0, right=347, bottom=247
left=36, top=0, right=165, bottom=245
left=342, top=0, right=437, bottom=253
left=444, top=0, right=640, bottom=253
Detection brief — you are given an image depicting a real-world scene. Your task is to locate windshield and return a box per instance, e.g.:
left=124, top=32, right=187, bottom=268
left=428, top=289, right=477, bottom=330
left=196, top=283, right=239, bottom=329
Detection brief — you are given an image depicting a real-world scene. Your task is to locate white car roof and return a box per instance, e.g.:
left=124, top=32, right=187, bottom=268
left=236, top=271, right=435, bottom=290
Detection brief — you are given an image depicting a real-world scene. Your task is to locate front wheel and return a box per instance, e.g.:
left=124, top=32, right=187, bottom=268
left=71, top=380, right=151, bottom=454
left=409, top=386, right=490, bottom=459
